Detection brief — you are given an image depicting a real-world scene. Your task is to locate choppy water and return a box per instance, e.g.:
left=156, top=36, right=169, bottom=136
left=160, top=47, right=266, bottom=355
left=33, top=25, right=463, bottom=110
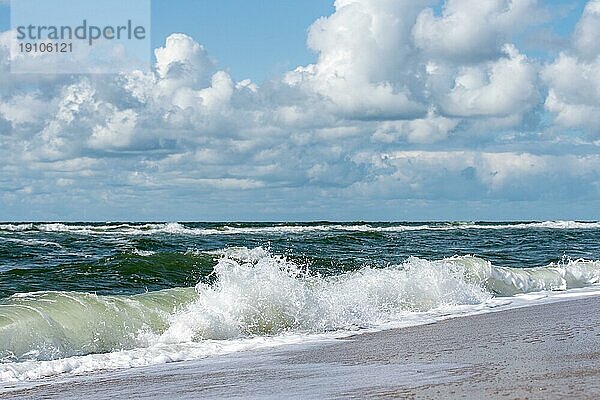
left=1, top=221, right=599, bottom=382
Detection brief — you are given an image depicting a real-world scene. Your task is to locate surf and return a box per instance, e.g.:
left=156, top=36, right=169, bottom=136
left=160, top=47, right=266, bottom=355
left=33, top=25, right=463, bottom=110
left=1, top=246, right=599, bottom=382
left=1, top=221, right=600, bottom=236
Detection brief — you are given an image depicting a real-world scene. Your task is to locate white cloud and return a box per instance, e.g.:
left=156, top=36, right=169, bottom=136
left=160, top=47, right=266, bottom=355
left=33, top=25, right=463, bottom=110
left=349, top=150, right=600, bottom=200
left=0, top=94, right=53, bottom=126
left=284, top=0, right=429, bottom=120
left=171, top=71, right=233, bottom=112
left=413, top=0, right=542, bottom=62
left=0, top=1, right=598, bottom=219
left=89, top=109, right=138, bottom=150
left=440, top=45, right=538, bottom=118
left=542, top=0, right=600, bottom=134
left=372, top=111, right=458, bottom=144
left=572, top=0, right=600, bottom=60
left=154, top=33, right=215, bottom=83
left=543, top=55, right=600, bottom=132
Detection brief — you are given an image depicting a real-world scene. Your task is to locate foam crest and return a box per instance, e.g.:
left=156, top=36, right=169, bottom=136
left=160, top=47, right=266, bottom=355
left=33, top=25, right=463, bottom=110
left=1, top=221, right=599, bottom=236
left=1, top=248, right=599, bottom=382
left=0, top=238, right=63, bottom=247
left=0, top=224, right=34, bottom=232
left=449, top=256, right=600, bottom=296
left=160, top=250, right=491, bottom=342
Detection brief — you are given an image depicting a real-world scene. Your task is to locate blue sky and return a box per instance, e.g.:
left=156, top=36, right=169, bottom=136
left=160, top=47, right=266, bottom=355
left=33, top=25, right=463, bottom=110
left=1, top=0, right=334, bottom=81
left=0, top=0, right=599, bottom=221
left=0, top=0, right=584, bottom=80
left=151, top=0, right=334, bottom=82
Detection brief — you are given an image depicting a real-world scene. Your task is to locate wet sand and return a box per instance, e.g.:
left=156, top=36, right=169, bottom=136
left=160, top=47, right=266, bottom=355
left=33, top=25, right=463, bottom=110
left=2, top=296, right=599, bottom=399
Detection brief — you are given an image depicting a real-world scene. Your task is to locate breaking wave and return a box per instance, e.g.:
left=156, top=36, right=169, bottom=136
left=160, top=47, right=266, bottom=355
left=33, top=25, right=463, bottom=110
left=1, top=247, right=599, bottom=382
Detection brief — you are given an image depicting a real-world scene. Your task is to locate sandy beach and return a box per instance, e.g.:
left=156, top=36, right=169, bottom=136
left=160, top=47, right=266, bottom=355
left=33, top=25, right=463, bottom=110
left=1, top=294, right=599, bottom=399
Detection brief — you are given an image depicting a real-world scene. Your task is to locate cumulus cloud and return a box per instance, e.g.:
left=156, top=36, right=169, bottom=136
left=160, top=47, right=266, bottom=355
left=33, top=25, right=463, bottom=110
left=543, top=54, right=600, bottom=132
left=154, top=34, right=215, bottom=82
left=572, top=0, right=600, bottom=60
left=439, top=44, right=538, bottom=118
left=284, top=0, right=430, bottom=120
left=0, top=0, right=598, bottom=219
left=372, top=111, right=458, bottom=144
left=543, top=0, right=600, bottom=134
left=350, top=150, right=600, bottom=200
left=0, top=93, right=53, bottom=126
left=89, top=109, right=138, bottom=150
left=413, top=0, right=542, bottom=62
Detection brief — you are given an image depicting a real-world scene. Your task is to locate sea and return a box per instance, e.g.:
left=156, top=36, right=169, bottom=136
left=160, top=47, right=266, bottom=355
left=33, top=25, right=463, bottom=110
left=1, top=221, right=599, bottom=383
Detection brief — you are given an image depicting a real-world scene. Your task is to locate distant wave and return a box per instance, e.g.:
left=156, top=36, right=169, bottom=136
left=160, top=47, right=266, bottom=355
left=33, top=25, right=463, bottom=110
left=0, top=237, right=63, bottom=248
left=1, top=246, right=599, bottom=382
left=0, top=223, right=34, bottom=232
left=131, top=249, right=157, bottom=257
left=1, top=221, right=599, bottom=236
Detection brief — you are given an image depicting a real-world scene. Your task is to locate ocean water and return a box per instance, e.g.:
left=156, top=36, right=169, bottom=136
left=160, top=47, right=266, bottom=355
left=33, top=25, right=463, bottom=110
left=1, top=221, right=599, bottom=382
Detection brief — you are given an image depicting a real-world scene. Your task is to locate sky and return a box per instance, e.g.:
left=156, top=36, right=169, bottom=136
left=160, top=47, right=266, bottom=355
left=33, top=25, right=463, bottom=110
left=0, top=0, right=599, bottom=221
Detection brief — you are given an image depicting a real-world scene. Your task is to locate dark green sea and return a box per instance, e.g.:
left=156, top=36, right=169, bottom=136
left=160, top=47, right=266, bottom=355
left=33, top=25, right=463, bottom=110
left=1, top=221, right=599, bottom=382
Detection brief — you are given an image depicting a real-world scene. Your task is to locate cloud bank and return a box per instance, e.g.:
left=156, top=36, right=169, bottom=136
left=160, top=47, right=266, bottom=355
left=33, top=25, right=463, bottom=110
left=0, top=0, right=598, bottom=220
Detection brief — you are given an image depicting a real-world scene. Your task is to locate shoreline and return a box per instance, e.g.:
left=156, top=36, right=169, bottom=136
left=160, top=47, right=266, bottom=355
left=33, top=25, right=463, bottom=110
left=2, top=295, right=600, bottom=399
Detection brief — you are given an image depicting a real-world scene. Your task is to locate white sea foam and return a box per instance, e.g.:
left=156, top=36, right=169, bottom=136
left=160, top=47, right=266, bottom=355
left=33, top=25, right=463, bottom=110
left=0, top=224, right=34, bottom=232
left=0, top=238, right=63, bottom=248
left=1, top=248, right=599, bottom=382
left=131, top=249, right=157, bottom=257
left=160, top=248, right=490, bottom=343
left=1, top=221, right=599, bottom=236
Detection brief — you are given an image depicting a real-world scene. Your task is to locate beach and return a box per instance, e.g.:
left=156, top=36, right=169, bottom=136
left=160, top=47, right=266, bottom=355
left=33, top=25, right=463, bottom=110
left=2, top=294, right=598, bottom=399
left=2, top=0, right=600, bottom=397
left=1, top=0, right=599, bottom=396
